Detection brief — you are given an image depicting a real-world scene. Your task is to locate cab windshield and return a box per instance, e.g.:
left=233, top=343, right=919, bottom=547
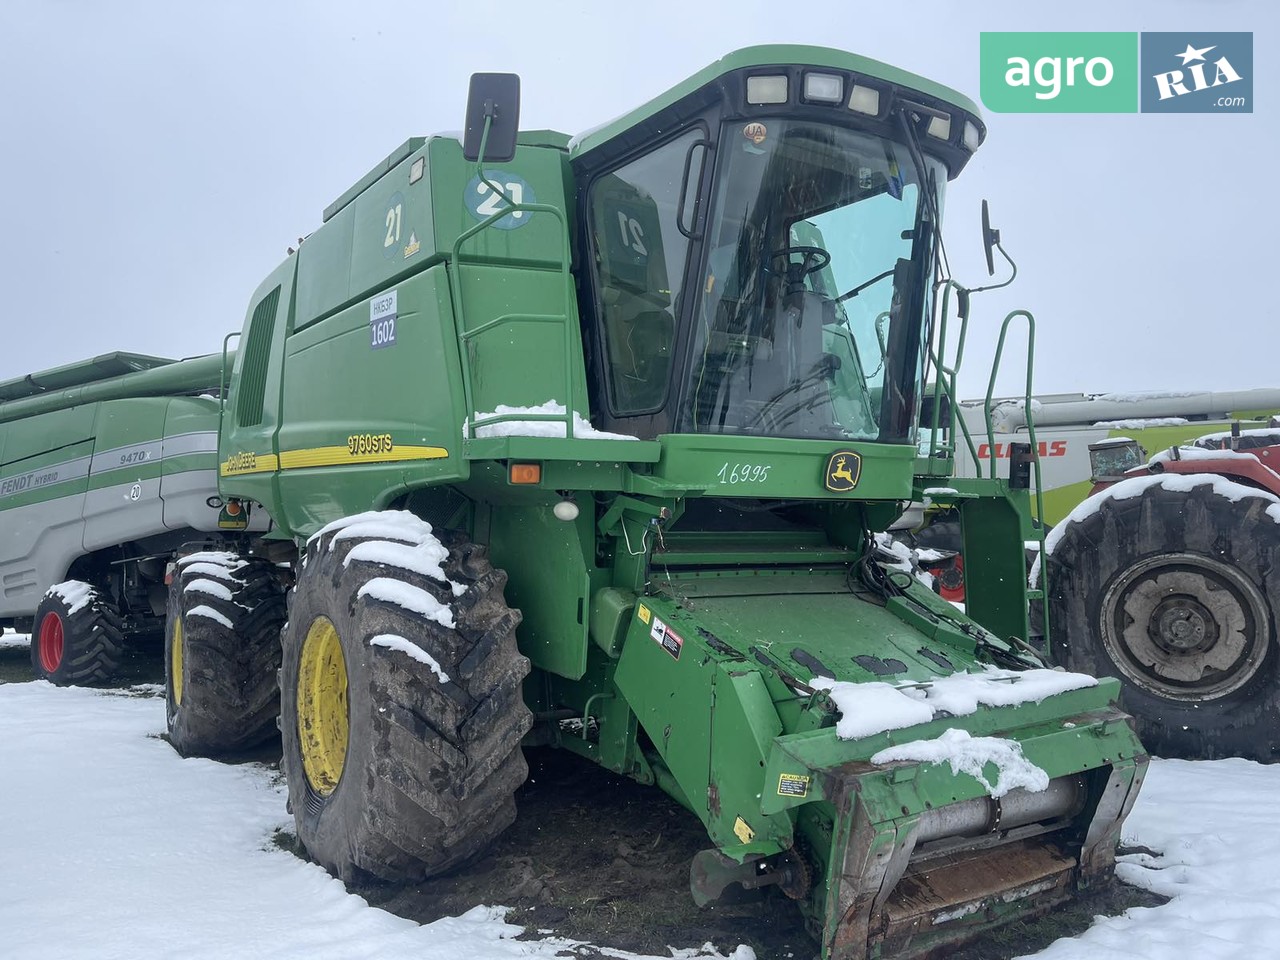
left=678, top=119, right=942, bottom=443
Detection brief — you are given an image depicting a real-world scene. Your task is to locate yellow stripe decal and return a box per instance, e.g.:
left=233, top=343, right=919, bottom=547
left=221, top=446, right=448, bottom=476
left=277, top=445, right=449, bottom=470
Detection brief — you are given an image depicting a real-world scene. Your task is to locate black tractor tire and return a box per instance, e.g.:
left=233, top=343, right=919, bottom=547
left=30, top=581, right=124, bottom=685
left=280, top=513, right=531, bottom=883
left=165, top=552, right=286, bottom=757
left=1047, top=480, right=1280, bottom=762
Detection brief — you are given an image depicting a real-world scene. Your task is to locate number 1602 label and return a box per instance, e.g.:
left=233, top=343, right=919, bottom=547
left=370, top=290, right=397, bottom=350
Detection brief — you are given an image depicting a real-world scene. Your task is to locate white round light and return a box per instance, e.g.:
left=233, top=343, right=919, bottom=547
left=553, top=500, right=580, bottom=521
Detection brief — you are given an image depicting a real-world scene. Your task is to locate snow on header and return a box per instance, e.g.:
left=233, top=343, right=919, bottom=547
left=467, top=401, right=638, bottom=441
left=1046, top=473, right=1280, bottom=556
left=47, top=580, right=96, bottom=616
left=810, top=666, right=1097, bottom=742
left=871, top=728, right=1049, bottom=798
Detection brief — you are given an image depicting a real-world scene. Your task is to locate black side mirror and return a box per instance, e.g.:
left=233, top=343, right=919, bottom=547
left=463, top=73, right=521, bottom=162
left=981, top=199, right=1000, bottom=277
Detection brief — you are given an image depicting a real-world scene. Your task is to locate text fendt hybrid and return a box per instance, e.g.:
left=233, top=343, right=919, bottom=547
left=0, top=47, right=1146, bottom=959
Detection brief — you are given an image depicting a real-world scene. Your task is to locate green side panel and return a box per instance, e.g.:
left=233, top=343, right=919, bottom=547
left=429, top=137, right=570, bottom=271
left=488, top=505, right=591, bottom=680
left=296, top=142, right=436, bottom=332
left=0, top=405, right=99, bottom=614
left=1, top=403, right=96, bottom=469
left=456, top=263, right=586, bottom=418
left=270, top=264, right=467, bottom=538
left=81, top=399, right=168, bottom=551
left=650, top=434, right=916, bottom=500
left=957, top=485, right=1034, bottom=643
left=220, top=258, right=297, bottom=525
left=709, top=667, right=791, bottom=850
left=323, top=137, right=427, bottom=223
left=613, top=600, right=720, bottom=828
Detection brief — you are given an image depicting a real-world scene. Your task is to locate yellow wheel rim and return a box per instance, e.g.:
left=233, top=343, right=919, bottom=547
left=171, top=616, right=184, bottom=706
left=297, top=616, right=349, bottom=797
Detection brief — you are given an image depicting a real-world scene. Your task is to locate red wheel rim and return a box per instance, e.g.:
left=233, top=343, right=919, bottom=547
left=38, top=612, right=64, bottom=673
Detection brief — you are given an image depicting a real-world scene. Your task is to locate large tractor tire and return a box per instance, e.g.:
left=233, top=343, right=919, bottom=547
left=165, top=552, right=286, bottom=757
left=1048, top=480, right=1280, bottom=761
left=279, top=511, right=531, bottom=883
left=30, top=581, right=124, bottom=685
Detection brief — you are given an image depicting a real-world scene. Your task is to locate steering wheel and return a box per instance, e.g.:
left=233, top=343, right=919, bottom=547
left=767, top=245, right=831, bottom=287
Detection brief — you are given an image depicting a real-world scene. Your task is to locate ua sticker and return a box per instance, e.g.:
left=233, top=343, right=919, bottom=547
left=824, top=450, right=862, bottom=492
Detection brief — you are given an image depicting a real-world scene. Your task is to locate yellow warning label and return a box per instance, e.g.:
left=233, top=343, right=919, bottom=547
left=733, top=816, right=755, bottom=844
left=777, top=773, right=811, bottom=798
left=637, top=604, right=651, bottom=625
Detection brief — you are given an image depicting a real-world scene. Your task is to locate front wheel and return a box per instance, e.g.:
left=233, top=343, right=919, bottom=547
left=30, top=581, right=123, bottom=685
left=280, top=511, right=531, bottom=883
left=165, top=551, right=286, bottom=757
left=1047, top=480, right=1280, bottom=761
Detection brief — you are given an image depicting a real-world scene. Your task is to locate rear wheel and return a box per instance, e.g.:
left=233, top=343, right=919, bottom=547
left=30, top=582, right=123, bottom=685
left=1048, top=481, right=1280, bottom=761
left=280, top=511, right=530, bottom=883
left=165, top=552, right=286, bottom=756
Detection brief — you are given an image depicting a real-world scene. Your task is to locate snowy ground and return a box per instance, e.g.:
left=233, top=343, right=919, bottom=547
left=2, top=659, right=1278, bottom=959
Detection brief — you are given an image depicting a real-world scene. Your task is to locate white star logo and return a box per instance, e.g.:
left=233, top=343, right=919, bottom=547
left=1177, top=43, right=1216, bottom=65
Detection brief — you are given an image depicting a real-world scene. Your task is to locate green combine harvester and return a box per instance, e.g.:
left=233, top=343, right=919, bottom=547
left=0, top=47, right=1148, bottom=959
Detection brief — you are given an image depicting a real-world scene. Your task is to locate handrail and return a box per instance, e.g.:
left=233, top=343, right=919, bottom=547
left=216, top=331, right=241, bottom=454
left=982, top=309, right=1048, bottom=643
left=926, top=281, right=980, bottom=468
left=450, top=116, right=577, bottom=440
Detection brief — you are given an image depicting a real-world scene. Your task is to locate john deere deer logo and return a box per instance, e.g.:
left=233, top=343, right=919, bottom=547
left=825, top=451, right=862, bottom=492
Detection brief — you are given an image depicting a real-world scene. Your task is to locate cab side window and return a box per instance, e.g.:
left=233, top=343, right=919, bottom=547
left=589, top=130, right=700, bottom=415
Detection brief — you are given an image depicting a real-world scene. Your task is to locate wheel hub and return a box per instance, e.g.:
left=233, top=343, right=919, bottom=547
left=38, top=612, right=64, bottom=673
left=1150, top=596, right=1213, bottom=653
left=1101, top=553, right=1269, bottom=701
left=171, top=616, right=185, bottom=706
left=297, top=616, right=349, bottom=797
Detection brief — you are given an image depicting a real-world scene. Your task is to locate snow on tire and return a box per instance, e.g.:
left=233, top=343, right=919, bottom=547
left=165, top=552, right=286, bottom=757
left=280, top=511, right=531, bottom=883
left=31, top=580, right=124, bottom=686
left=1047, top=477, right=1280, bottom=762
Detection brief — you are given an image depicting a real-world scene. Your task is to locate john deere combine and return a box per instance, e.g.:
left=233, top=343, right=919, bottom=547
left=1, top=46, right=1147, bottom=959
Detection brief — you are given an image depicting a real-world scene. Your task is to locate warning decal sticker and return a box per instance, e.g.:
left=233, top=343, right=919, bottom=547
left=649, top=616, right=683, bottom=660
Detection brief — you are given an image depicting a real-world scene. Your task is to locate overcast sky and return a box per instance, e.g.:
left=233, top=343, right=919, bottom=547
left=1, top=0, right=1272, bottom=399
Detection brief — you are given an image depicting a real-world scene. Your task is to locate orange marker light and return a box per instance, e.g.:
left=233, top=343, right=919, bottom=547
left=509, top=463, right=542, bottom=485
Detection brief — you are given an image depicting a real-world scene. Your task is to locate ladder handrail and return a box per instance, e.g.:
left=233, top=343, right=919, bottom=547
left=449, top=117, right=577, bottom=440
